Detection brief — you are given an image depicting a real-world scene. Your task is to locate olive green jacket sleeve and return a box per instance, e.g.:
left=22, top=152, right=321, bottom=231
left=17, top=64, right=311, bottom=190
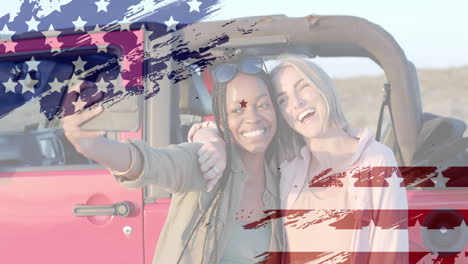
left=113, top=140, right=206, bottom=193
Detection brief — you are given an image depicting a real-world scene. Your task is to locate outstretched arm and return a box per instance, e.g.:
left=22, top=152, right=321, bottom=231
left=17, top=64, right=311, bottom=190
left=63, top=82, right=204, bottom=192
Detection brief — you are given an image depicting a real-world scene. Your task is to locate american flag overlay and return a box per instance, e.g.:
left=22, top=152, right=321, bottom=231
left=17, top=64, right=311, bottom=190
left=1, top=2, right=467, bottom=264
left=0, top=0, right=224, bottom=125
left=253, top=166, right=468, bottom=264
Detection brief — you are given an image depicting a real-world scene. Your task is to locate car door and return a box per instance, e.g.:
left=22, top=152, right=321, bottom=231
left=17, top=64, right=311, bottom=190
left=0, top=29, right=146, bottom=264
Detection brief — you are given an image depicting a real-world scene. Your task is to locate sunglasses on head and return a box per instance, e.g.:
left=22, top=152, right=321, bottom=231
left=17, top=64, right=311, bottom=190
left=213, top=57, right=267, bottom=83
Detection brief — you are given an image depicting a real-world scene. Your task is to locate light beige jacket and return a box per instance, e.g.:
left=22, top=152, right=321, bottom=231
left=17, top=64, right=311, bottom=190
left=114, top=140, right=283, bottom=264
left=280, top=129, right=408, bottom=263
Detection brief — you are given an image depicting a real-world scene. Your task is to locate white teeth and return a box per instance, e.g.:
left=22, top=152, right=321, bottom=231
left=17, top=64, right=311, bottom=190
left=242, top=129, right=266, bottom=137
left=297, top=109, right=316, bottom=122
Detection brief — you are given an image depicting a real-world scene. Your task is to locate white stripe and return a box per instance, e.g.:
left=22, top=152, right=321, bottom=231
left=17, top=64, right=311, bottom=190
left=285, top=226, right=409, bottom=252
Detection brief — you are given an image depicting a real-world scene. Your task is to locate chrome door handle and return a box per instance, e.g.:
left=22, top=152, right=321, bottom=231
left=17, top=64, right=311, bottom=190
left=73, top=201, right=133, bottom=217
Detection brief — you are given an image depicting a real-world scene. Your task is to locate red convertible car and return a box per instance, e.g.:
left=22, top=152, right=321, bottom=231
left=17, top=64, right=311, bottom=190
left=0, top=14, right=466, bottom=264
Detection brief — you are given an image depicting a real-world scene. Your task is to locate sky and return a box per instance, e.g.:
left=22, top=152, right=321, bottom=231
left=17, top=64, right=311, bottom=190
left=208, top=0, right=468, bottom=77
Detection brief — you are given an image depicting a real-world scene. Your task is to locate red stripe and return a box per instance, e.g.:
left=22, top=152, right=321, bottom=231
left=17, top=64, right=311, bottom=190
left=309, top=168, right=346, bottom=187
left=256, top=251, right=466, bottom=264
left=401, top=166, right=437, bottom=187
left=242, top=209, right=468, bottom=230
left=442, top=167, right=468, bottom=187
left=307, top=166, right=468, bottom=188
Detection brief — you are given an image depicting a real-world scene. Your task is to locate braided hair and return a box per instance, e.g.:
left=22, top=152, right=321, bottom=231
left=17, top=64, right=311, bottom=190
left=179, top=69, right=281, bottom=264
left=208, top=69, right=280, bottom=262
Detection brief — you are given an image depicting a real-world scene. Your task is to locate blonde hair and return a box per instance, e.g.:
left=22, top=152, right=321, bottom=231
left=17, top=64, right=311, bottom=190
left=270, top=54, right=351, bottom=161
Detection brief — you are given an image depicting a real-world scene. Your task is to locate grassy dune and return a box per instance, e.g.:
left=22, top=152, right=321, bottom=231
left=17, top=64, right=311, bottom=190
left=334, top=66, right=468, bottom=136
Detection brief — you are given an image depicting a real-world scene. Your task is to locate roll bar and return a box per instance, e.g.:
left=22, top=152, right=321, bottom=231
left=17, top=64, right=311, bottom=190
left=178, top=15, right=422, bottom=165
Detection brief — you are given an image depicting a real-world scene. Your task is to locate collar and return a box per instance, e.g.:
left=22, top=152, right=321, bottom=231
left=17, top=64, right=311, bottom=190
left=282, top=128, right=375, bottom=209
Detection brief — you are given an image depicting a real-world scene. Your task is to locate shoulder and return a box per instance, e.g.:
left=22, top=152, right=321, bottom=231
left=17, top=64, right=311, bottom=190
left=279, top=153, right=306, bottom=175
left=350, top=128, right=397, bottom=167
left=360, top=139, right=397, bottom=166
left=279, top=145, right=308, bottom=169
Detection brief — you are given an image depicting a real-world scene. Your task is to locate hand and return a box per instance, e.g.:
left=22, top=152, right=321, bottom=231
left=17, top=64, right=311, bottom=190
left=62, top=82, right=106, bottom=159
left=197, top=138, right=227, bottom=192
left=188, top=121, right=218, bottom=143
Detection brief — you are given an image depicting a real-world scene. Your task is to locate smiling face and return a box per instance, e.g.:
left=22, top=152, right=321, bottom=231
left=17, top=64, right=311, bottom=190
left=273, top=66, right=330, bottom=139
left=225, top=73, right=277, bottom=154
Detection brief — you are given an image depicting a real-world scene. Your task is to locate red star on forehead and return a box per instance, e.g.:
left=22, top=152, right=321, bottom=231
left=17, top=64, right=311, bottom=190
left=240, top=100, right=248, bottom=108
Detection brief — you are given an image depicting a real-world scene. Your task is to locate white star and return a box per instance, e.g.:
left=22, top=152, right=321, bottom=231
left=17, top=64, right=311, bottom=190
left=361, top=218, right=378, bottom=233
left=459, top=220, right=467, bottom=232
left=167, top=55, right=182, bottom=71
left=413, top=219, right=422, bottom=230
left=72, top=16, right=87, bottom=32
left=67, top=81, right=82, bottom=94
left=3, top=78, right=17, bottom=93
left=45, top=36, right=63, bottom=53
left=94, top=0, right=110, bottom=12
left=0, top=24, right=15, bottom=35
left=431, top=172, right=450, bottom=188
left=459, top=220, right=467, bottom=228
left=1, top=41, right=18, bottom=53
left=410, top=219, right=424, bottom=237
left=92, top=24, right=101, bottom=32
left=26, top=16, right=40, bottom=31
left=72, top=95, right=88, bottom=111
left=18, top=74, right=39, bottom=95
left=164, top=16, right=179, bottom=32
left=119, top=16, right=131, bottom=31
left=72, top=56, right=87, bottom=73
left=90, top=29, right=107, bottom=45
left=110, top=74, right=126, bottom=93
left=95, top=77, right=109, bottom=94
left=96, top=44, right=110, bottom=53
left=48, top=77, right=65, bottom=93
left=385, top=171, right=405, bottom=188
left=25, top=56, right=40, bottom=72
left=46, top=24, right=61, bottom=36
left=0, top=25, right=15, bottom=41
left=120, top=23, right=131, bottom=31
left=135, top=29, right=144, bottom=43
left=187, top=0, right=202, bottom=12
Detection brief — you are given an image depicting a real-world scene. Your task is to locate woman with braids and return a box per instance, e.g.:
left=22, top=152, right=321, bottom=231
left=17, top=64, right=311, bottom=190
left=190, top=55, right=409, bottom=264
left=62, top=57, right=283, bottom=264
